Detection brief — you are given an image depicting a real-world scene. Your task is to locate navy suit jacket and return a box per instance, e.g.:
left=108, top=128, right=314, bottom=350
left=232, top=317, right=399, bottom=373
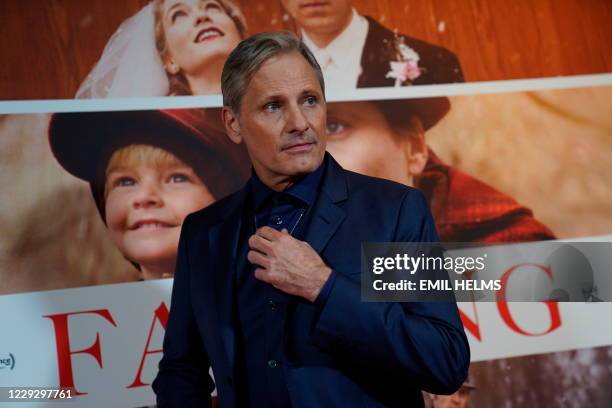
left=153, top=154, right=470, bottom=407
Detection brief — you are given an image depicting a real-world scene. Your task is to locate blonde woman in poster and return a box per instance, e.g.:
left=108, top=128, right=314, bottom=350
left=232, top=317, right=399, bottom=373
left=76, top=0, right=246, bottom=98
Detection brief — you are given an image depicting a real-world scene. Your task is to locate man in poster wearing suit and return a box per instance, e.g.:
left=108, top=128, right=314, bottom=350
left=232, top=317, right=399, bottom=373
left=281, top=0, right=464, bottom=91
left=153, top=32, right=469, bottom=407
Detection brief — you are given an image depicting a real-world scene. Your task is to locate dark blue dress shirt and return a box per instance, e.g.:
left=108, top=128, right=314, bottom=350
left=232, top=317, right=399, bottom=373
left=234, top=161, right=336, bottom=407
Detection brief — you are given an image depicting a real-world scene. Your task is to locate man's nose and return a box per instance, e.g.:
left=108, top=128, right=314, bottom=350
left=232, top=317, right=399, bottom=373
left=286, top=104, right=310, bottom=134
left=132, top=182, right=163, bottom=209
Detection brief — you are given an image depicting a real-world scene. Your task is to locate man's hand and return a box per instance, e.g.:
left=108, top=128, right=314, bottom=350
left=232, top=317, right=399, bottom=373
left=247, top=226, right=332, bottom=302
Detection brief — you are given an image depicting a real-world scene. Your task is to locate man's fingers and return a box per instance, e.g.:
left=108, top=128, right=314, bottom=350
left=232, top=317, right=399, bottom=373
left=256, top=226, right=284, bottom=241
left=254, top=267, right=272, bottom=283
left=247, top=250, right=269, bottom=268
left=248, top=234, right=273, bottom=255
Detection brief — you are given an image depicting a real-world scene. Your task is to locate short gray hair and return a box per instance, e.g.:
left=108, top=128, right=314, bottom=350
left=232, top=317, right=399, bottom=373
left=221, top=32, right=325, bottom=112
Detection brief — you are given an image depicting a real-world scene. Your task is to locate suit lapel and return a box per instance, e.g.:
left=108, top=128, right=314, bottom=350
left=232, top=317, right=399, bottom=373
left=357, top=16, right=394, bottom=88
left=303, top=154, right=348, bottom=254
left=303, top=193, right=346, bottom=254
left=208, top=188, right=247, bottom=372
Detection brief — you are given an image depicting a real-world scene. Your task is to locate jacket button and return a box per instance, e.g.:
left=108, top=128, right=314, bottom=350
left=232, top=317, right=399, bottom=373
left=268, top=300, right=277, bottom=311
left=267, top=359, right=279, bottom=369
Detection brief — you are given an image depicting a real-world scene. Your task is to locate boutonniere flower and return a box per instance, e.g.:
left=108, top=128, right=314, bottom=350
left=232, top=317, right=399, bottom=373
left=385, top=35, right=422, bottom=86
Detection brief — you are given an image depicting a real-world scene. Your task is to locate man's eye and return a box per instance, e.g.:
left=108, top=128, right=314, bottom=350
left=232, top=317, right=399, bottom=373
left=264, top=102, right=280, bottom=112
left=326, top=121, right=346, bottom=136
left=169, top=173, right=189, bottom=183
left=304, top=96, right=318, bottom=106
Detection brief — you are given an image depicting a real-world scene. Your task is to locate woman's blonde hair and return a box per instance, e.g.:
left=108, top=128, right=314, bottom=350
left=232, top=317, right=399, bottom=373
left=103, top=144, right=192, bottom=199
left=153, top=0, right=248, bottom=95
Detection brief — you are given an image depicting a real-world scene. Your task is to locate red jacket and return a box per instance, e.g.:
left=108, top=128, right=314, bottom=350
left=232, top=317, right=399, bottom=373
left=416, top=151, right=555, bottom=242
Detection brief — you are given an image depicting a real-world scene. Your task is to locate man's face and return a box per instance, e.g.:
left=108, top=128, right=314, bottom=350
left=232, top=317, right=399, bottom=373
left=325, top=101, right=427, bottom=187
left=225, top=51, right=327, bottom=188
left=105, top=159, right=214, bottom=274
left=282, top=0, right=353, bottom=35
left=431, top=387, right=472, bottom=408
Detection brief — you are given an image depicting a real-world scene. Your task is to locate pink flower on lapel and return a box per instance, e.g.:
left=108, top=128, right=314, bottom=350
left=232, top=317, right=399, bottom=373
left=386, top=36, right=422, bottom=86
left=386, top=61, right=421, bottom=84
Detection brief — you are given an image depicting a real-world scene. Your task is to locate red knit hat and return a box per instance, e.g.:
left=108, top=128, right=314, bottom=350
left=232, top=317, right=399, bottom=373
left=49, top=108, right=251, bottom=221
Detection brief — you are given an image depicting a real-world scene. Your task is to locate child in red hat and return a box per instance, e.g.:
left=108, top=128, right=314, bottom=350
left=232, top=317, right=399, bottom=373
left=49, top=108, right=249, bottom=279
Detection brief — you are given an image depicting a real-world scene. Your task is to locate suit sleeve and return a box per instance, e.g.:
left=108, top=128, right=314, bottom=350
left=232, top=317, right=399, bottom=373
left=152, top=214, right=214, bottom=407
left=310, top=188, right=470, bottom=394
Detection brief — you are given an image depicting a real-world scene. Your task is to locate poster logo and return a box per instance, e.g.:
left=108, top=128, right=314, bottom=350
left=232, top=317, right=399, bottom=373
left=0, top=353, right=15, bottom=370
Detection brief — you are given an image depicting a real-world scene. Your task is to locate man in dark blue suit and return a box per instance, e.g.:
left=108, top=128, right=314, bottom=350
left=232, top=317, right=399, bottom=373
left=153, top=32, right=469, bottom=407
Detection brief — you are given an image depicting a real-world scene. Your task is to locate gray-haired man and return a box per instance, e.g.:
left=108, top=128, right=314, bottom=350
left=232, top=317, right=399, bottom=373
left=153, top=31, right=469, bottom=408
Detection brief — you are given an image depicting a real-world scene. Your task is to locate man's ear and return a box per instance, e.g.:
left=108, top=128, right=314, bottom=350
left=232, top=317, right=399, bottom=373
left=222, top=107, right=242, bottom=144
left=402, top=116, right=428, bottom=177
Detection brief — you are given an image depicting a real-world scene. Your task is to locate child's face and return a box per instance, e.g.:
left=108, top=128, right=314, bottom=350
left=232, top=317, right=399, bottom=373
left=104, top=158, right=214, bottom=275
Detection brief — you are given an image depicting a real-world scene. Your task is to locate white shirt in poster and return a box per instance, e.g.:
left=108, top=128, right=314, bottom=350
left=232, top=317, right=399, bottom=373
left=302, top=9, right=369, bottom=93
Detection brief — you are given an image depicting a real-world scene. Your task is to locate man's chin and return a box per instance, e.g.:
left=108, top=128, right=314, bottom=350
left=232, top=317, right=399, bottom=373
left=302, top=15, right=345, bottom=32
left=285, top=152, right=323, bottom=172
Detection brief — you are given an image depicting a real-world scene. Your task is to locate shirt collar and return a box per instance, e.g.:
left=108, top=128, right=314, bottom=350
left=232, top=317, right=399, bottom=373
left=249, top=158, right=326, bottom=211
left=302, top=8, right=368, bottom=70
